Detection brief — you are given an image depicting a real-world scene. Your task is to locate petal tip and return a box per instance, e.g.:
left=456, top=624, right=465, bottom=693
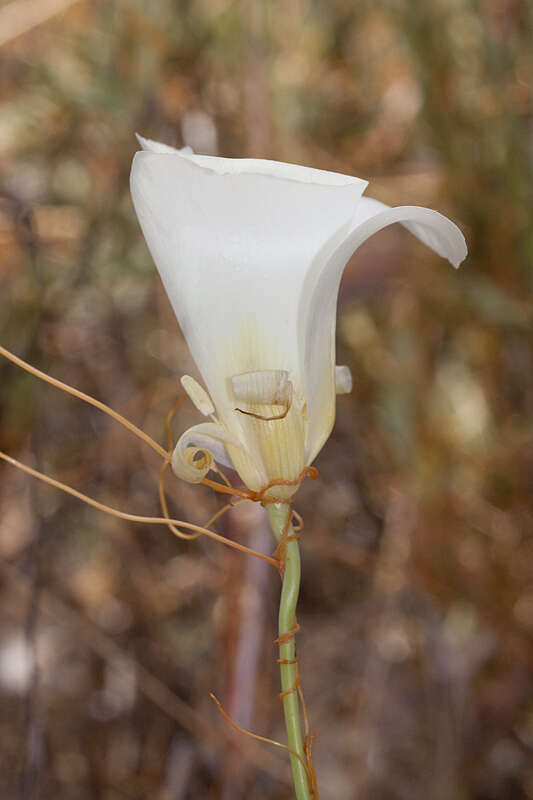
left=453, top=232, right=468, bottom=269
left=135, top=133, right=195, bottom=156
left=135, top=132, right=147, bottom=149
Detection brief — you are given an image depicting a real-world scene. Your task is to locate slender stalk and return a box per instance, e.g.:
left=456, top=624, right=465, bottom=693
left=266, top=503, right=312, bottom=800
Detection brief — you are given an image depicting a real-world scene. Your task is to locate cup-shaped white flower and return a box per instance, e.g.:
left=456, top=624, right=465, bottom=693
left=131, top=136, right=466, bottom=498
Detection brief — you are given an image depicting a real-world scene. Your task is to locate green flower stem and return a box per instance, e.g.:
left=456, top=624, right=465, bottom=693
left=266, top=503, right=312, bottom=800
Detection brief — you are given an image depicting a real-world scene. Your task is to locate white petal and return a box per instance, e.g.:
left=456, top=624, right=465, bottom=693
left=130, top=148, right=367, bottom=481
left=131, top=141, right=467, bottom=490
left=301, top=200, right=467, bottom=463
left=135, top=136, right=367, bottom=186
left=171, top=422, right=245, bottom=482
left=350, top=197, right=467, bottom=268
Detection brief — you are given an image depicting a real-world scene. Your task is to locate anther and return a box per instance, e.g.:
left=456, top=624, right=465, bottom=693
left=180, top=375, right=215, bottom=416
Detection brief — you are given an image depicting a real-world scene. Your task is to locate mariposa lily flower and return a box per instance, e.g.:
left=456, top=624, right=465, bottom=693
left=131, top=136, right=466, bottom=499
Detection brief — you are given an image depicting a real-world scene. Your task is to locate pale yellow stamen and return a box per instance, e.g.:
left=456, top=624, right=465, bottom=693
left=232, top=369, right=293, bottom=421
left=180, top=375, right=215, bottom=416
left=232, top=370, right=293, bottom=407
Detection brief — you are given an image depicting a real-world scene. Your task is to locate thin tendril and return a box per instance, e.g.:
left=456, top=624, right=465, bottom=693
left=0, top=451, right=279, bottom=568
left=292, top=509, right=304, bottom=532
left=1, top=345, right=318, bottom=506
left=201, top=477, right=255, bottom=500
left=159, top=459, right=201, bottom=541
left=0, top=345, right=169, bottom=462
left=200, top=466, right=319, bottom=504
left=2, top=347, right=318, bottom=791
left=209, top=693, right=312, bottom=783
left=305, top=733, right=319, bottom=800
left=298, top=684, right=310, bottom=747
left=212, top=464, right=233, bottom=488
left=202, top=500, right=242, bottom=529
left=158, top=458, right=239, bottom=541
left=164, top=392, right=186, bottom=451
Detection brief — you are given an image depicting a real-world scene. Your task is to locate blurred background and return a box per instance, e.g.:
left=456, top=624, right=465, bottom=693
left=0, top=0, right=532, bottom=798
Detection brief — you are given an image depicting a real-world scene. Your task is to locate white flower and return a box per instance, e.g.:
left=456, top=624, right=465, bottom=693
left=131, top=136, right=467, bottom=498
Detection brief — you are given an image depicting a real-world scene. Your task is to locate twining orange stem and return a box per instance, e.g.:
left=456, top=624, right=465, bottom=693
left=0, top=345, right=169, bottom=461
left=0, top=451, right=279, bottom=568
left=209, top=693, right=312, bottom=783
left=164, top=392, right=186, bottom=451
left=159, top=458, right=240, bottom=542
left=201, top=466, right=319, bottom=506
left=292, top=509, right=304, bottom=532
left=159, top=459, right=201, bottom=541
left=254, top=467, right=318, bottom=503
left=274, top=620, right=301, bottom=648
left=1, top=344, right=319, bottom=796
left=201, top=477, right=254, bottom=500
left=1, top=344, right=318, bottom=509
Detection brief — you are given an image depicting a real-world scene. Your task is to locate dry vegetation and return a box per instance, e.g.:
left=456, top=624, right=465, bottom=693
left=0, top=0, right=532, bottom=798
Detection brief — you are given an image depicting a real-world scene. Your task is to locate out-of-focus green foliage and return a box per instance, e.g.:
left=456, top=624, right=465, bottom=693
left=0, top=1, right=531, bottom=798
